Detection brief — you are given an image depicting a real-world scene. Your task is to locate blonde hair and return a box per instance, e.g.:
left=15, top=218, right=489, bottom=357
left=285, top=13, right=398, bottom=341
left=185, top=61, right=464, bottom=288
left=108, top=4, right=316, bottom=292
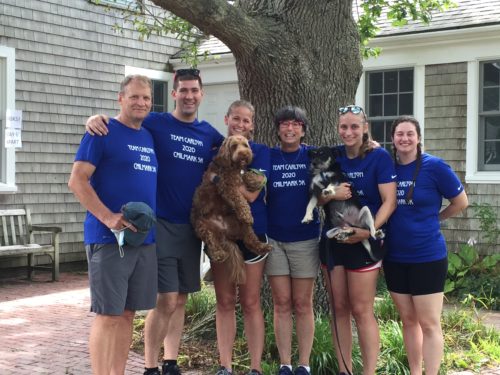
left=119, top=75, right=152, bottom=95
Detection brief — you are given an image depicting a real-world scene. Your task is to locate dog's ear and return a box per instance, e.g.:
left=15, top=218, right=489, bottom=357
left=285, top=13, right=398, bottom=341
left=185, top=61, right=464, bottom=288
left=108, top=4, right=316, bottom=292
left=214, top=138, right=232, bottom=168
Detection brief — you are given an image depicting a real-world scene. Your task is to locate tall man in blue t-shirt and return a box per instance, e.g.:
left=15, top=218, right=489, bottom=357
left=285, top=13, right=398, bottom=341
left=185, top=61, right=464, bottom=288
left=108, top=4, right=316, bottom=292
left=69, top=75, right=158, bottom=374
left=86, top=70, right=224, bottom=375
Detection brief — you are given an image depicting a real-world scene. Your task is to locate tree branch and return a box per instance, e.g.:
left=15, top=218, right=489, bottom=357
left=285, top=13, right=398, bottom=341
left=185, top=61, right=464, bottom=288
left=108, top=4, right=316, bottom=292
left=151, top=0, right=259, bottom=48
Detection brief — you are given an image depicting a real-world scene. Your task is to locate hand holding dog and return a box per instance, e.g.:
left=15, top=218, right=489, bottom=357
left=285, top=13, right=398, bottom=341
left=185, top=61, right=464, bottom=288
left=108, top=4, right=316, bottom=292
left=319, top=182, right=352, bottom=205
left=341, top=226, right=370, bottom=244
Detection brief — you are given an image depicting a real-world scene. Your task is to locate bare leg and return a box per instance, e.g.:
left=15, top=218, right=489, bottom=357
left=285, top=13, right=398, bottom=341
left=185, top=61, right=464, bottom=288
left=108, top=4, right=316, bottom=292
left=269, top=275, right=293, bottom=365
left=110, top=310, right=135, bottom=375
left=291, top=277, right=316, bottom=366
left=347, top=269, right=380, bottom=375
left=163, top=293, right=188, bottom=360
left=212, top=260, right=237, bottom=370
left=144, top=292, right=179, bottom=368
left=414, top=293, right=444, bottom=375
left=239, top=261, right=266, bottom=372
left=390, top=292, right=423, bottom=375
left=329, top=266, right=353, bottom=374
left=89, top=311, right=135, bottom=375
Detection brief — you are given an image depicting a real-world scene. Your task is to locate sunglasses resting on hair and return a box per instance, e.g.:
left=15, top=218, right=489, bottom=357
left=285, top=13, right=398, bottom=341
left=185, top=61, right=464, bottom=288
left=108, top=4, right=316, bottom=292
left=174, top=68, right=200, bottom=78
left=338, top=105, right=364, bottom=115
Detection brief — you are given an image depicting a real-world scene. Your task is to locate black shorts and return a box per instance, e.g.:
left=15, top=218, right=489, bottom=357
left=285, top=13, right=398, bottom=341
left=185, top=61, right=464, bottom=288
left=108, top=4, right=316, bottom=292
left=383, top=257, right=448, bottom=296
left=319, top=236, right=385, bottom=271
left=204, top=233, right=269, bottom=265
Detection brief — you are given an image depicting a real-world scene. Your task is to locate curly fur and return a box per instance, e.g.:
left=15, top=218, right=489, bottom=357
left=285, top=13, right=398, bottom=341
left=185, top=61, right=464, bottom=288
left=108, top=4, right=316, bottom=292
left=191, top=135, right=272, bottom=284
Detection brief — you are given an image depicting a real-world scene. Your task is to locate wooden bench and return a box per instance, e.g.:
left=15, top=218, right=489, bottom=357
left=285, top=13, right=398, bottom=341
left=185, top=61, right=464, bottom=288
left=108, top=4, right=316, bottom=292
left=0, top=207, right=62, bottom=281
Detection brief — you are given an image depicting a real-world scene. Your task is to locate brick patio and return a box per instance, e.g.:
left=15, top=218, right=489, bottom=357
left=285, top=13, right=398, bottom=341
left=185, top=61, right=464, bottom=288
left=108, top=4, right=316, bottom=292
left=0, top=271, right=498, bottom=374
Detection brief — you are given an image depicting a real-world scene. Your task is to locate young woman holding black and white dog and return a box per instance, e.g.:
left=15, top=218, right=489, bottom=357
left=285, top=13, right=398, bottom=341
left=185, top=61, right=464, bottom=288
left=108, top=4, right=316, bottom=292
left=320, top=105, right=397, bottom=375
left=383, top=116, right=468, bottom=375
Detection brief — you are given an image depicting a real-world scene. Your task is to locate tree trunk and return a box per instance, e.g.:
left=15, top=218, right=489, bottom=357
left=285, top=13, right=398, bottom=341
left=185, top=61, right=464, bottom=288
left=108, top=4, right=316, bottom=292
left=152, top=0, right=363, bottom=146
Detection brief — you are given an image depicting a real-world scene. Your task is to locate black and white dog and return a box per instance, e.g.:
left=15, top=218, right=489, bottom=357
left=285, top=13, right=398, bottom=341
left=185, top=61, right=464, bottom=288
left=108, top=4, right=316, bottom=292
left=301, top=146, right=383, bottom=261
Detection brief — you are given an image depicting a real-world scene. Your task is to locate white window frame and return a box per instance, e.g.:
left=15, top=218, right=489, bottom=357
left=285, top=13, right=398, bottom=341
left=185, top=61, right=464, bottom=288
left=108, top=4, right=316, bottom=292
left=466, top=59, right=500, bottom=183
left=356, top=65, right=425, bottom=144
left=124, top=66, right=172, bottom=108
left=0, top=45, right=17, bottom=193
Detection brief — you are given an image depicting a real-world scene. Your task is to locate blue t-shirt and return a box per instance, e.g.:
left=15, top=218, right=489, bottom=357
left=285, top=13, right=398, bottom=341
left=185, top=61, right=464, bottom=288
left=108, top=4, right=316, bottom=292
left=75, top=119, right=158, bottom=245
left=267, top=144, right=320, bottom=242
left=385, top=153, right=464, bottom=263
left=143, top=112, right=224, bottom=224
left=248, top=142, right=271, bottom=235
left=334, top=145, right=396, bottom=217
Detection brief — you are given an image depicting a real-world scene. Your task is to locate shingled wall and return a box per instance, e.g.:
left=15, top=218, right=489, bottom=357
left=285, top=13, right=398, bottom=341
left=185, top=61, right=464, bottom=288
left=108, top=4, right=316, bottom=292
left=0, top=0, right=180, bottom=267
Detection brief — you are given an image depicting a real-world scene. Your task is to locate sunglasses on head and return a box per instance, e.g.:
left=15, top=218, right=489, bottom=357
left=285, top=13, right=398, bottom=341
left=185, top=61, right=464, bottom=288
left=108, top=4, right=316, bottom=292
left=338, top=105, right=364, bottom=115
left=174, top=68, right=200, bottom=78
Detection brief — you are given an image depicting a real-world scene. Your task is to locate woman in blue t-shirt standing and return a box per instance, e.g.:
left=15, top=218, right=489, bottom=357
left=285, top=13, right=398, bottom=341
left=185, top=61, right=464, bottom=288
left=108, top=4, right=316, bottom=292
left=266, top=106, right=320, bottom=375
left=320, top=105, right=397, bottom=375
left=384, top=116, right=468, bottom=375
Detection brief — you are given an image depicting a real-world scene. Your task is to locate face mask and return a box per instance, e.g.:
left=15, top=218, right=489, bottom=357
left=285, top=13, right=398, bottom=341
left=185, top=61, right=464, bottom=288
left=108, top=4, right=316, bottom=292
left=111, top=228, right=125, bottom=257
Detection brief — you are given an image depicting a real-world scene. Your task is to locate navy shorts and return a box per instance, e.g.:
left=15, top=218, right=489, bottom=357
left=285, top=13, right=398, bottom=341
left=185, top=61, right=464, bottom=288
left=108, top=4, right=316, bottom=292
left=320, top=236, right=385, bottom=271
left=86, top=243, right=158, bottom=315
left=156, top=218, right=202, bottom=294
left=383, top=257, right=448, bottom=295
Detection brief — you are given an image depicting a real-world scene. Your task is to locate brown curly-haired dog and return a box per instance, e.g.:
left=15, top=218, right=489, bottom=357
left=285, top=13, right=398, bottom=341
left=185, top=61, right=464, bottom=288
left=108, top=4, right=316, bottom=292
left=191, top=135, right=272, bottom=284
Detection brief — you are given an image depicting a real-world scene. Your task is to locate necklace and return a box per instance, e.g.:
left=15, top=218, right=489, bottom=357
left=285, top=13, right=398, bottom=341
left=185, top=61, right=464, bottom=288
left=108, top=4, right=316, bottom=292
left=280, top=144, right=303, bottom=165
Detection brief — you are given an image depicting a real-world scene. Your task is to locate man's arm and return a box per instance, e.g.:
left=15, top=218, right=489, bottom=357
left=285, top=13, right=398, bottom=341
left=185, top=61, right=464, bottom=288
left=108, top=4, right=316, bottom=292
left=68, top=161, right=133, bottom=230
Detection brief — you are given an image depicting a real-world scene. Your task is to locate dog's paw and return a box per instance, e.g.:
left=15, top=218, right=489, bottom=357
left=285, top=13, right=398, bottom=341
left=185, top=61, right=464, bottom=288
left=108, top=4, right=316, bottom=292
left=374, top=229, right=385, bottom=240
left=301, top=214, right=313, bottom=224
left=322, top=184, right=336, bottom=196
left=255, top=243, right=273, bottom=255
left=326, top=227, right=354, bottom=240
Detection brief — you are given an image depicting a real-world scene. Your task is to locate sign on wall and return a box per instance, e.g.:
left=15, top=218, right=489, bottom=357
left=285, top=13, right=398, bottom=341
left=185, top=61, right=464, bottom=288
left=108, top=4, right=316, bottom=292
left=5, top=109, right=22, bottom=148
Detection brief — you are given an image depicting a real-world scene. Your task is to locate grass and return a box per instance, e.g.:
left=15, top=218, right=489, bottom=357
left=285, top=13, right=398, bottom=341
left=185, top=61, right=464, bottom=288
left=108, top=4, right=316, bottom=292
left=131, top=281, right=500, bottom=374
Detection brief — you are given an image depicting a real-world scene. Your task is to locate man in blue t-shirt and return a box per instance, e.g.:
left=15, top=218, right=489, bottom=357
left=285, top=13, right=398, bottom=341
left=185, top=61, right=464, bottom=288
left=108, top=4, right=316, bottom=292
left=69, top=75, right=158, bottom=375
left=85, top=70, right=224, bottom=375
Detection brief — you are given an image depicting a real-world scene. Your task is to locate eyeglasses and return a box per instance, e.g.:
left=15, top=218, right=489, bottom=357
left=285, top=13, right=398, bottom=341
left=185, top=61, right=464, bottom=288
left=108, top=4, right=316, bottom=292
left=279, top=120, right=303, bottom=129
left=174, top=68, right=200, bottom=79
left=338, top=105, right=364, bottom=115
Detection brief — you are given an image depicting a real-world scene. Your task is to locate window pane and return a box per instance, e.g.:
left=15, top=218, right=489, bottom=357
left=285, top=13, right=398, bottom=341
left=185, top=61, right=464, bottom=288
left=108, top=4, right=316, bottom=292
left=385, top=121, right=393, bottom=143
left=484, top=62, right=500, bottom=87
left=484, top=141, right=500, bottom=165
left=399, top=70, right=414, bottom=92
left=369, top=95, right=383, bottom=117
left=384, top=94, right=397, bottom=116
left=369, top=72, right=383, bottom=94
left=399, top=93, right=413, bottom=114
left=483, top=87, right=500, bottom=111
left=154, top=82, right=164, bottom=106
left=384, top=71, right=398, bottom=93
left=371, top=121, right=385, bottom=142
left=485, top=116, right=500, bottom=139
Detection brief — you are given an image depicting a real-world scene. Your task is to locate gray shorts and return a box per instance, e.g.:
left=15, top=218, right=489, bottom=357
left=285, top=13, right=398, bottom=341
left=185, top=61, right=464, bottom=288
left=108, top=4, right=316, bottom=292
left=265, top=237, right=320, bottom=278
left=156, top=218, right=202, bottom=294
left=86, top=243, right=158, bottom=315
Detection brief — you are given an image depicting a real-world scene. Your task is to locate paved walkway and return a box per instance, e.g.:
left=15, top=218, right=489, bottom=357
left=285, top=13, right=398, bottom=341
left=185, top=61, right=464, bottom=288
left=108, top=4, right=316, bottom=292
left=0, top=271, right=201, bottom=375
left=0, top=271, right=498, bottom=374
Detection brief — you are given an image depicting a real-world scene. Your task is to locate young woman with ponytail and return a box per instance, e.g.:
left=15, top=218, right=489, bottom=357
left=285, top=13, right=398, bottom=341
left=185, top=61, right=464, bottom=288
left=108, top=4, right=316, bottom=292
left=383, top=116, right=468, bottom=375
left=320, top=105, right=397, bottom=375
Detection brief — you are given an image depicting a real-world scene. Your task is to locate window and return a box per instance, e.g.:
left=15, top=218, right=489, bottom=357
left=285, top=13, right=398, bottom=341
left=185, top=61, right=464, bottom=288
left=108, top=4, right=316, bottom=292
left=152, top=80, right=168, bottom=113
left=479, top=61, right=500, bottom=171
left=365, top=69, right=414, bottom=151
left=0, top=45, right=16, bottom=193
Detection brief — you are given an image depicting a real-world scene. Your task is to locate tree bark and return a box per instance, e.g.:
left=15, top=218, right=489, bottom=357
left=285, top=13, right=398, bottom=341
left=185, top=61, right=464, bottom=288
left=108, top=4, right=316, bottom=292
left=152, top=0, right=362, bottom=146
